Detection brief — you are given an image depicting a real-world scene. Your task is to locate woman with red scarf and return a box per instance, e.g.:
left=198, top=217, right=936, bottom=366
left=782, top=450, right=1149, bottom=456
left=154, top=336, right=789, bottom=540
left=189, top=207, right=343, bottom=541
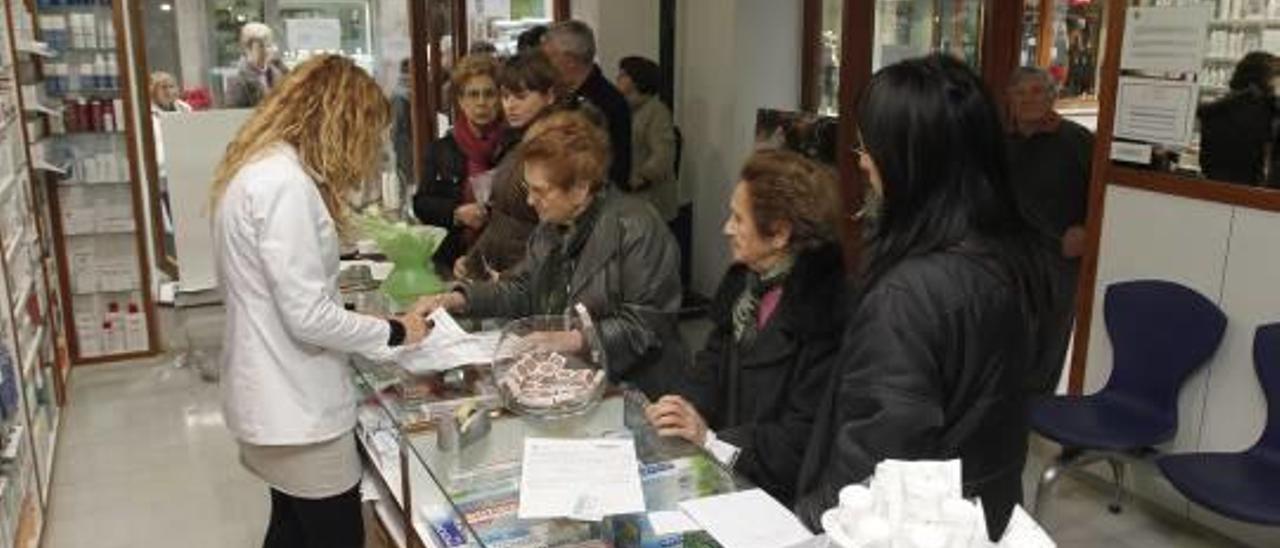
left=413, top=54, right=505, bottom=272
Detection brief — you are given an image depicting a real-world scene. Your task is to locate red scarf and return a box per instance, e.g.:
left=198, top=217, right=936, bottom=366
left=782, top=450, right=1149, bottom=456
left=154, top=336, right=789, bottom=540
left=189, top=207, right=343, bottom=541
left=453, top=115, right=503, bottom=188
left=453, top=115, right=502, bottom=245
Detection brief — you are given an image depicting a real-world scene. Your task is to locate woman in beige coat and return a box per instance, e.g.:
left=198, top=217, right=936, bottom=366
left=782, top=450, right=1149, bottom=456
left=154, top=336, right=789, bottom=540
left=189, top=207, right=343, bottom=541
left=616, top=56, right=678, bottom=223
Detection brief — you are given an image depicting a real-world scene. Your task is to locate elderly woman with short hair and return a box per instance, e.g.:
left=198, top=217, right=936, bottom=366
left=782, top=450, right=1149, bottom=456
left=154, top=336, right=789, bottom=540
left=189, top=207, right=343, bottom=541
left=646, top=149, right=847, bottom=506
left=416, top=109, right=687, bottom=399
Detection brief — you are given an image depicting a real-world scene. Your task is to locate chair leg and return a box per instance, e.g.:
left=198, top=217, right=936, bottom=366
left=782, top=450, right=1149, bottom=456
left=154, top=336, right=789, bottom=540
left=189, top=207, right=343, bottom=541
left=1106, top=457, right=1126, bottom=514
left=1033, top=452, right=1073, bottom=519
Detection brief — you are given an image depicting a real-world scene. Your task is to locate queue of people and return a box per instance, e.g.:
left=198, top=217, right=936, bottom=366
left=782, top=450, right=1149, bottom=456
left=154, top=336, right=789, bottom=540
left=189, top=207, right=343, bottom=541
left=213, top=17, right=1090, bottom=547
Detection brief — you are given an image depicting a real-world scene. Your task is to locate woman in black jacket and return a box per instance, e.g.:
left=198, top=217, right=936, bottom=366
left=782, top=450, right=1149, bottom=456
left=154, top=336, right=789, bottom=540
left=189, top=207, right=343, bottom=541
left=793, top=55, right=1052, bottom=540
left=412, top=54, right=504, bottom=271
left=646, top=149, right=845, bottom=506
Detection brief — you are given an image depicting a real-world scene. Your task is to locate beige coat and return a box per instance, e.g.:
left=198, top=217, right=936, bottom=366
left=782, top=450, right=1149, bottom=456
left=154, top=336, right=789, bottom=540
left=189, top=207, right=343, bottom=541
left=627, top=95, right=679, bottom=221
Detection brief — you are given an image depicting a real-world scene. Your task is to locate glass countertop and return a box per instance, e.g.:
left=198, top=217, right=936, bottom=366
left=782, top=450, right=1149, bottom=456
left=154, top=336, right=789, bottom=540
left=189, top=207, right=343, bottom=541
left=351, top=345, right=749, bottom=548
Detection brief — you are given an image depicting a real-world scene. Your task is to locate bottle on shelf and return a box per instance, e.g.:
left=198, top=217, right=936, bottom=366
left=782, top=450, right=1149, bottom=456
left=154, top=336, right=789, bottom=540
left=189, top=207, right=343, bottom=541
left=125, top=303, right=145, bottom=352
left=93, top=54, right=107, bottom=90
left=103, top=302, right=122, bottom=353
left=106, top=54, right=118, bottom=90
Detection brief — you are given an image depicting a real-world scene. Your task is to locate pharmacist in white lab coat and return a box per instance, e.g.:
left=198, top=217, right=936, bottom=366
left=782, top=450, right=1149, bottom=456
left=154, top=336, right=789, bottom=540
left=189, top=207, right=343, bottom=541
left=211, top=55, right=429, bottom=548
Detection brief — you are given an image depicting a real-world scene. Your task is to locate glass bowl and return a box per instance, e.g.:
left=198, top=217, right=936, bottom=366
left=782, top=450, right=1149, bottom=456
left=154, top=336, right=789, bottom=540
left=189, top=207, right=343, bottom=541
left=491, top=309, right=607, bottom=420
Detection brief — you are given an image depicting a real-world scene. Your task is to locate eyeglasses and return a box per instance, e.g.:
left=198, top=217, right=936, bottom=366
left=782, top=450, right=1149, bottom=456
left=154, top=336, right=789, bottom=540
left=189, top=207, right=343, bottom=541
left=461, top=88, right=498, bottom=102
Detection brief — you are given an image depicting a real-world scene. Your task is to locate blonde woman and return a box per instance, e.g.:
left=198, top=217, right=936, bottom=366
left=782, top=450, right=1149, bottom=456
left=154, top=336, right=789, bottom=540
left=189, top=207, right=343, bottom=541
left=211, top=55, right=428, bottom=547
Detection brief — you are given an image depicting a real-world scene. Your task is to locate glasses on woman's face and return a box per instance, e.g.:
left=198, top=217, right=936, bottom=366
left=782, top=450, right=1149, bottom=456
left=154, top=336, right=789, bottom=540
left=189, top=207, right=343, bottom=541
left=461, top=88, right=498, bottom=102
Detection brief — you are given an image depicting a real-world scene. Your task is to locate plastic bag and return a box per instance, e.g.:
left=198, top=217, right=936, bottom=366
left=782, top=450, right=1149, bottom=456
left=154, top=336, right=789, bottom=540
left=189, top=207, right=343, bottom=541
left=357, top=214, right=448, bottom=307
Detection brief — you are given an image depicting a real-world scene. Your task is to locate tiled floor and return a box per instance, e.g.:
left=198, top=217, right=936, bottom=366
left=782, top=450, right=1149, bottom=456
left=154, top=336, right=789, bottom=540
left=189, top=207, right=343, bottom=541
left=42, top=356, right=268, bottom=548
left=38, top=315, right=1255, bottom=547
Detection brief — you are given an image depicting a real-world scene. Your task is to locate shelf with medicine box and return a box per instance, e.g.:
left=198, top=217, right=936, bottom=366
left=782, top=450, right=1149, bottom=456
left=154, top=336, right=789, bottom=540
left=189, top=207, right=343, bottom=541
left=15, top=0, right=156, bottom=368
left=1, top=0, right=73, bottom=533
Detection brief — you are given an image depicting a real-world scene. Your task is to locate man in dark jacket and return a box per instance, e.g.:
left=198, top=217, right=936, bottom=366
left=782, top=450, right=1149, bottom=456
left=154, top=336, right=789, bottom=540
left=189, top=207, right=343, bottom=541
left=542, top=20, right=632, bottom=188
left=1006, top=67, right=1094, bottom=395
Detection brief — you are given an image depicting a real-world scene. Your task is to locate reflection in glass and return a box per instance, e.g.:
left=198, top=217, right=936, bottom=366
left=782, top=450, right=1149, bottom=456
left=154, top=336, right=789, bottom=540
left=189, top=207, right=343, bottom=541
left=467, top=0, right=551, bottom=56
left=1197, top=51, right=1278, bottom=186
left=873, top=0, right=985, bottom=72
left=140, top=0, right=416, bottom=273
left=817, top=0, right=842, bottom=117
left=1110, top=0, right=1280, bottom=186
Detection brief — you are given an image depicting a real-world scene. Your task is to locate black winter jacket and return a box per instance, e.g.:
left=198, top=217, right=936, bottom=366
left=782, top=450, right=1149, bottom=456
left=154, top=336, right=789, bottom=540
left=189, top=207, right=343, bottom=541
left=794, top=244, right=1042, bottom=540
left=682, top=244, right=846, bottom=506
left=412, top=134, right=469, bottom=270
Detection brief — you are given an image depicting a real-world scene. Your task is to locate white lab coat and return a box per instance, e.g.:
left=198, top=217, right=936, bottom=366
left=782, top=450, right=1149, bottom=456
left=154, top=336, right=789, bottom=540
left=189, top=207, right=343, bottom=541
left=214, top=144, right=391, bottom=446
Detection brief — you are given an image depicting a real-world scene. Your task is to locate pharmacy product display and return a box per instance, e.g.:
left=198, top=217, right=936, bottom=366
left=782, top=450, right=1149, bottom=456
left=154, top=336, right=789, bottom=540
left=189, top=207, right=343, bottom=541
left=821, top=460, right=1054, bottom=548
left=0, top=0, right=69, bottom=543
left=24, top=0, right=154, bottom=362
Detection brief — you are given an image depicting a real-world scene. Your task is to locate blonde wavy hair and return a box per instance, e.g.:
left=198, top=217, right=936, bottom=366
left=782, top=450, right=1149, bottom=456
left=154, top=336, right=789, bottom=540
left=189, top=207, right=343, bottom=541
left=209, top=55, right=390, bottom=233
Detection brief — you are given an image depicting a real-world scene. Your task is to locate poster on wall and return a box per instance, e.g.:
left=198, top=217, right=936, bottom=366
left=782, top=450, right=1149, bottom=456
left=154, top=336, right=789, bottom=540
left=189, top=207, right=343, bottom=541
left=285, top=18, right=342, bottom=53
left=754, top=109, right=839, bottom=168
left=1120, top=6, right=1212, bottom=74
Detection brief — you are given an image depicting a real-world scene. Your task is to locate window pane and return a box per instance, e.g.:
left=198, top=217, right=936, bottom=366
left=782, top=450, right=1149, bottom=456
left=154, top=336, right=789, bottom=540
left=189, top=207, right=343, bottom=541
left=467, top=0, right=551, bottom=56
left=873, top=0, right=985, bottom=72
left=1117, top=0, right=1280, bottom=188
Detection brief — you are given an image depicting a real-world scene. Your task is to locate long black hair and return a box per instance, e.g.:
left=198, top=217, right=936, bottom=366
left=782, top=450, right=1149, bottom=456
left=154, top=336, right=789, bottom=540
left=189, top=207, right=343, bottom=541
left=858, top=54, right=1049, bottom=306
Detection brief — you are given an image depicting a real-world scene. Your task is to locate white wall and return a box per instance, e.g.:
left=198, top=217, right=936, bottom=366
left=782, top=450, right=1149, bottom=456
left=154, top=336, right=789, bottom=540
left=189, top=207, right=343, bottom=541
left=675, top=0, right=802, bottom=294
left=1082, top=185, right=1280, bottom=547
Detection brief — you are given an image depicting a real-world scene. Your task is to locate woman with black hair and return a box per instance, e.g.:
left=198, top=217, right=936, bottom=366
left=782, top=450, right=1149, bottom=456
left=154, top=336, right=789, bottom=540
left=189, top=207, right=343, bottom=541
left=1198, top=51, right=1277, bottom=185
left=793, top=54, right=1052, bottom=540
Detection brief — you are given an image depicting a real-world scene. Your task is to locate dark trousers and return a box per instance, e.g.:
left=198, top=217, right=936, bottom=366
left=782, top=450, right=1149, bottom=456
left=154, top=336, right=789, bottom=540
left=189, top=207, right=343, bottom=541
left=264, top=485, right=364, bottom=548
left=1030, top=260, right=1080, bottom=395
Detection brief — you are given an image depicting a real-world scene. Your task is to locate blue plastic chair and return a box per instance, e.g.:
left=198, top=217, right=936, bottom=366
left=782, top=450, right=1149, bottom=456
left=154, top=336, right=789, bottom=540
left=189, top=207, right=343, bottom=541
left=1030, top=280, right=1227, bottom=518
left=1156, top=323, right=1280, bottom=525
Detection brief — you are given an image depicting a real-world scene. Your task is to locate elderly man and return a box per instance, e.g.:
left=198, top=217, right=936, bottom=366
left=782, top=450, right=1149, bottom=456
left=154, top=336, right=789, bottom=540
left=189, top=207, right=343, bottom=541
left=225, top=22, right=288, bottom=108
left=1006, top=66, right=1094, bottom=395
left=542, top=20, right=632, bottom=187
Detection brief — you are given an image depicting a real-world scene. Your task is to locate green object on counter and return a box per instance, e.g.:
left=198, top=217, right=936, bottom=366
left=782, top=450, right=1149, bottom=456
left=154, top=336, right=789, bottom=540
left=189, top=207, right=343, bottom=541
left=358, top=214, right=448, bottom=307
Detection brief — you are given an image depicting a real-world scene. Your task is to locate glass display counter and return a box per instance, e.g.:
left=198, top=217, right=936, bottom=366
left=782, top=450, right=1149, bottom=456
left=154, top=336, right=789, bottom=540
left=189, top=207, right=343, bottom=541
left=344, top=287, right=751, bottom=548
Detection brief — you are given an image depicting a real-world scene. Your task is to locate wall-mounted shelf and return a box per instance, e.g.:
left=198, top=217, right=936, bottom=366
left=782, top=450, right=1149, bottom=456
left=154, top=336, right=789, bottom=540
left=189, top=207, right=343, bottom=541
left=13, top=42, right=52, bottom=58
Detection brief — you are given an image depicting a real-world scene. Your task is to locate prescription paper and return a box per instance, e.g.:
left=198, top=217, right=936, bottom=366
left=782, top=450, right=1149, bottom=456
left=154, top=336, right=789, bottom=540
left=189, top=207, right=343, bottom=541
left=517, top=438, right=646, bottom=521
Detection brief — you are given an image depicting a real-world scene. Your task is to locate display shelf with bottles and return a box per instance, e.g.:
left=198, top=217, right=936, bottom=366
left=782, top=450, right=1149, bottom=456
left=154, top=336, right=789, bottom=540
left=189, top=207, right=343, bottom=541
left=0, top=0, right=72, bottom=542
left=20, top=0, right=154, bottom=365
left=1199, top=0, right=1280, bottom=98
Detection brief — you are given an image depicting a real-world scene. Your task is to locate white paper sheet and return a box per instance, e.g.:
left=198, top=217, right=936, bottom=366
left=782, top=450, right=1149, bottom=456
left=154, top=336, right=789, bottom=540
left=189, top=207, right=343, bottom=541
left=517, top=438, right=646, bottom=521
left=997, top=505, right=1056, bottom=548
left=648, top=510, right=702, bottom=536
left=679, top=489, right=814, bottom=548
left=1120, top=6, right=1212, bottom=73
left=1113, top=77, right=1199, bottom=147
left=397, top=309, right=509, bottom=372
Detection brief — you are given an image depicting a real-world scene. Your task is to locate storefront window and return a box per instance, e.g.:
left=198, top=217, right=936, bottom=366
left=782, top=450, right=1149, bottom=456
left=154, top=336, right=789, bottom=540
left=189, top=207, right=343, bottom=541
left=467, top=0, right=551, bottom=56
left=873, top=0, right=985, bottom=72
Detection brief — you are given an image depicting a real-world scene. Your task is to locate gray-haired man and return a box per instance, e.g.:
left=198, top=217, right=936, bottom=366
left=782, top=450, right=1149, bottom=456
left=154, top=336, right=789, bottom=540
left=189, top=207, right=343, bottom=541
left=542, top=20, right=633, bottom=188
